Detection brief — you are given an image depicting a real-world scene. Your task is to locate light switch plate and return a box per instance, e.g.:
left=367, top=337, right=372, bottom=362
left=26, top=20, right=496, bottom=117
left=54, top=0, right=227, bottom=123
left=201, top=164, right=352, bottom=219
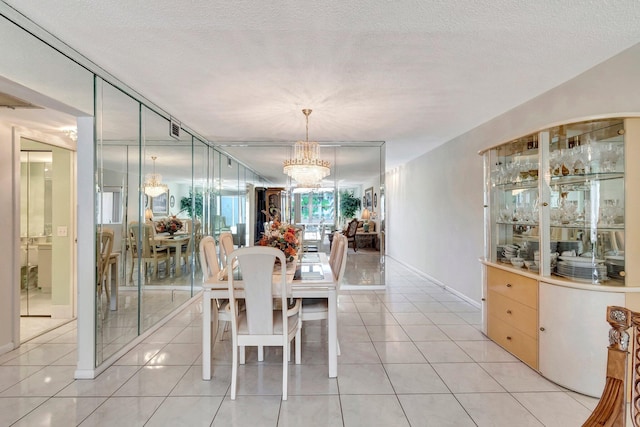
left=57, top=226, right=68, bottom=237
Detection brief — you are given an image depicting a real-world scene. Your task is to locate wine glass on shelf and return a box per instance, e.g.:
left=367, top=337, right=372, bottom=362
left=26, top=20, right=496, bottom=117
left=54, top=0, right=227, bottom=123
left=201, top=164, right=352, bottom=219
left=571, top=146, right=585, bottom=175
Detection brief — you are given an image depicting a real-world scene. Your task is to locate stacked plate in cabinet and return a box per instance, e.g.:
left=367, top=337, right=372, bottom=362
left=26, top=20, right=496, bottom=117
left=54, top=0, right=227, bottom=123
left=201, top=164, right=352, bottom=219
left=555, top=256, right=608, bottom=282
left=605, top=255, right=625, bottom=281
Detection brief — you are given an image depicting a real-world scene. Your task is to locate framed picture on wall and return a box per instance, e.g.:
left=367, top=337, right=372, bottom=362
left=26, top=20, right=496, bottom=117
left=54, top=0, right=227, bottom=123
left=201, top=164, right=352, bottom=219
left=364, top=187, right=373, bottom=210
left=151, top=191, right=169, bottom=215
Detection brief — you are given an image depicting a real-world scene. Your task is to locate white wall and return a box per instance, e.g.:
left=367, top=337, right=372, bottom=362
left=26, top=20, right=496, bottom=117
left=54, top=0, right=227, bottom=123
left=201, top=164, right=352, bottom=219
left=387, top=42, right=640, bottom=304
left=0, top=15, right=93, bottom=115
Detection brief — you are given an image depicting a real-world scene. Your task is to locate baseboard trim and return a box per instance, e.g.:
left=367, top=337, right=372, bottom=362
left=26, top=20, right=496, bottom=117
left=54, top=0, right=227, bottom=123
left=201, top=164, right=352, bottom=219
left=386, top=255, right=481, bottom=309
left=0, top=341, right=16, bottom=356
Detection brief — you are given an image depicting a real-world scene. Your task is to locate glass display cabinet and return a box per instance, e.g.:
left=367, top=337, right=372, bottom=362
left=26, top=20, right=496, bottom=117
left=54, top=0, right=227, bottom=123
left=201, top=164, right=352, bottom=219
left=480, top=117, right=640, bottom=397
left=486, top=118, right=625, bottom=285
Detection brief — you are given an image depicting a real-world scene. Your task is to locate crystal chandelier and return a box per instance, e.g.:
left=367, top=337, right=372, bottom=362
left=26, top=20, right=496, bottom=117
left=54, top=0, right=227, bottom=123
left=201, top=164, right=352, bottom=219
left=143, top=156, right=168, bottom=197
left=283, top=109, right=331, bottom=188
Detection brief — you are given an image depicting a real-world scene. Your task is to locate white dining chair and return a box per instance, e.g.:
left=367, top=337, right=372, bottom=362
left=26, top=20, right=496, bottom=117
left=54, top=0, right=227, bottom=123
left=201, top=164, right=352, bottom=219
left=227, top=246, right=301, bottom=400
left=219, top=231, right=234, bottom=268
left=328, top=231, right=343, bottom=270
left=296, top=233, right=347, bottom=362
left=199, top=236, right=233, bottom=344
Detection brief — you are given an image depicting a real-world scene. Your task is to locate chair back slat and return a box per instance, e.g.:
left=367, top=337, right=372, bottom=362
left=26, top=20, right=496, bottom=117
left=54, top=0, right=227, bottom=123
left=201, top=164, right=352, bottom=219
left=227, top=246, right=288, bottom=336
left=219, top=232, right=234, bottom=267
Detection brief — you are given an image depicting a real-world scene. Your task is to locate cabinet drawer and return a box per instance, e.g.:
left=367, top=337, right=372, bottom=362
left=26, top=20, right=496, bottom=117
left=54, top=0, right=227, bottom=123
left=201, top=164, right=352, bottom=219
left=488, top=290, right=538, bottom=338
left=488, top=315, right=538, bottom=369
left=487, top=266, right=537, bottom=309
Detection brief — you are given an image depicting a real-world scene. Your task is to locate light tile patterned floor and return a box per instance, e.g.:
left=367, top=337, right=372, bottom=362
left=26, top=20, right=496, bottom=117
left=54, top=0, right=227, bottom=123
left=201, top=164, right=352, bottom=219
left=1, top=257, right=598, bottom=426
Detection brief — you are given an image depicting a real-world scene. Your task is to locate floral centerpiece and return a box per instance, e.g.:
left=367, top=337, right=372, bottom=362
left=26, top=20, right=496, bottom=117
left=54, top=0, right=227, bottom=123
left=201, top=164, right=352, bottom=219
left=259, top=220, right=299, bottom=263
left=156, top=216, right=183, bottom=235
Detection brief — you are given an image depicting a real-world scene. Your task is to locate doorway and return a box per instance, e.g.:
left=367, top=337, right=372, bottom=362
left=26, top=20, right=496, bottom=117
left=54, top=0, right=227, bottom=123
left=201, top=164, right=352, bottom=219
left=19, top=141, right=74, bottom=341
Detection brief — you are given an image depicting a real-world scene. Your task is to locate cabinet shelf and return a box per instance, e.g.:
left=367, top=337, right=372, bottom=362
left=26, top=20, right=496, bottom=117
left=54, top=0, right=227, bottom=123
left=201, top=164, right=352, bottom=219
left=494, top=172, right=623, bottom=190
left=550, top=223, right=624, bottom=230
left=549, top=172, right=624, bottom=185
left=493, top=180, right=538, bottom=190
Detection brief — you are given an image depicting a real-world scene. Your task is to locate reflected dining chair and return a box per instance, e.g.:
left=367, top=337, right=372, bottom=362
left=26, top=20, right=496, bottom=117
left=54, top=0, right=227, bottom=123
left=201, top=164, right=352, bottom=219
left=178, top=233, right=194, bottom=274
left=294, top=226, right=304, bottom=260
left=96, top=228, right=114, bottom=303
left=227, top=246, right=301, bottom=400
left=303, top=222, right=325, bottom=253
left=128, top=222, right=170, bottom=284
left=343, top=218, right=359, bottom=252
left=297, top=233, right=348, bottom=361
left=192, top=220, right=203, bottom=269
left=199, top=236, right=233, bottom=344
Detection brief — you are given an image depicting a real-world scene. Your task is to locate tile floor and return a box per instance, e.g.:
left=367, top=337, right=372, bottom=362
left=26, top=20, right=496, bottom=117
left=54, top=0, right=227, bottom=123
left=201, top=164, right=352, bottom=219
left=1, top=257, right=599, bottom=426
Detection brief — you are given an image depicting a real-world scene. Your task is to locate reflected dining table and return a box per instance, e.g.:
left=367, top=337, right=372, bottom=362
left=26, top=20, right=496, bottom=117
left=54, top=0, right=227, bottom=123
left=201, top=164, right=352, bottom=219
left=154, top=232, right=190, bottom=276
left=201, top=252, right=337, bottom=380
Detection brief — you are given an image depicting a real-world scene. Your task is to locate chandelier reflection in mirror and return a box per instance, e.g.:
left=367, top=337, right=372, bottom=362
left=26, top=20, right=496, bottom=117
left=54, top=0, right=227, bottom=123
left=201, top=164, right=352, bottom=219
left=283, top=109, right=331, bottom=188
left=143, top=156, right=168, bottom=197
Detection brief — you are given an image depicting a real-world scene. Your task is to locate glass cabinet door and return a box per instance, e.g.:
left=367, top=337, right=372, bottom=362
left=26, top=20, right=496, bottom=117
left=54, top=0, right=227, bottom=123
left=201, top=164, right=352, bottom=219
left=546, top=119, right=625, bottom=284
left=489, top=135, right=540, bottom=270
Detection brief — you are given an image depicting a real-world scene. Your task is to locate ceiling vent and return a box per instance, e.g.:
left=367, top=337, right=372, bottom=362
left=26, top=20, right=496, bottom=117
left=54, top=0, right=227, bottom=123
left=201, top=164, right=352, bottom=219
left=170, top=117, right=180, bottom=139
left=0, top=92, right=42, bottom=109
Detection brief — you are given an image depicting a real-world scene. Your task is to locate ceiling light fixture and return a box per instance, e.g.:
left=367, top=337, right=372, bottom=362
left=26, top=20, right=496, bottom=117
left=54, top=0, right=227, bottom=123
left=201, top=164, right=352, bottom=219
left=283, top=109, right=331, bottom=188
left=143, top=156, right=168, bottom=197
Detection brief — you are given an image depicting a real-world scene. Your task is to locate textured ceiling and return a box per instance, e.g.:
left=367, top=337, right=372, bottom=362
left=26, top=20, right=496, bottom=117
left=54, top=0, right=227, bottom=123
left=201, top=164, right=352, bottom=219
left=3, top=0, right=640, bottom=177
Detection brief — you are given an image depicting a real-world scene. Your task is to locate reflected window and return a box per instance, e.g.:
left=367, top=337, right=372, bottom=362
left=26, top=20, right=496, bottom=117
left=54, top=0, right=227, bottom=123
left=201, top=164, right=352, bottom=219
left=298, top=189, right=334, bottom=223
left=220, top=195, right=244, bottom=227
left=97, top=187, right=123, bottom=224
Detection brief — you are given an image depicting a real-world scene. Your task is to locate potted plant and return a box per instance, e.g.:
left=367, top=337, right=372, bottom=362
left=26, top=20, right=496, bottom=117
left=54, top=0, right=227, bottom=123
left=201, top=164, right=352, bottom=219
left=180, top=190, right=203, bottom=219
left=339, top=190, right=361, bottom=224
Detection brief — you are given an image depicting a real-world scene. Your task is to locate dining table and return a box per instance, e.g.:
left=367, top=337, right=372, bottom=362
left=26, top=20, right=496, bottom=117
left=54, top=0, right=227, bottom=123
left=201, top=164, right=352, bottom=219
left=154, top=232, right=190, bottom=276
left=201, top=251, right=337, bottom=380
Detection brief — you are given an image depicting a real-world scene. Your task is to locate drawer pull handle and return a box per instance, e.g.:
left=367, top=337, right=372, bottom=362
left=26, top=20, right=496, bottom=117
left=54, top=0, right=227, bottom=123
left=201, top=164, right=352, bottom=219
left=506, top=283, right=512, bottom=288
left=506, top=336, right=512, bottom=340
left=506, top=310, right=512, bottom=314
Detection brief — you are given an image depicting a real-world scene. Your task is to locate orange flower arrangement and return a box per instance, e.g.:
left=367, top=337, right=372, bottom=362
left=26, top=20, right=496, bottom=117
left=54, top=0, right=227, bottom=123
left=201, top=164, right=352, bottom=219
left=259, top=220, right=299, bottom=262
